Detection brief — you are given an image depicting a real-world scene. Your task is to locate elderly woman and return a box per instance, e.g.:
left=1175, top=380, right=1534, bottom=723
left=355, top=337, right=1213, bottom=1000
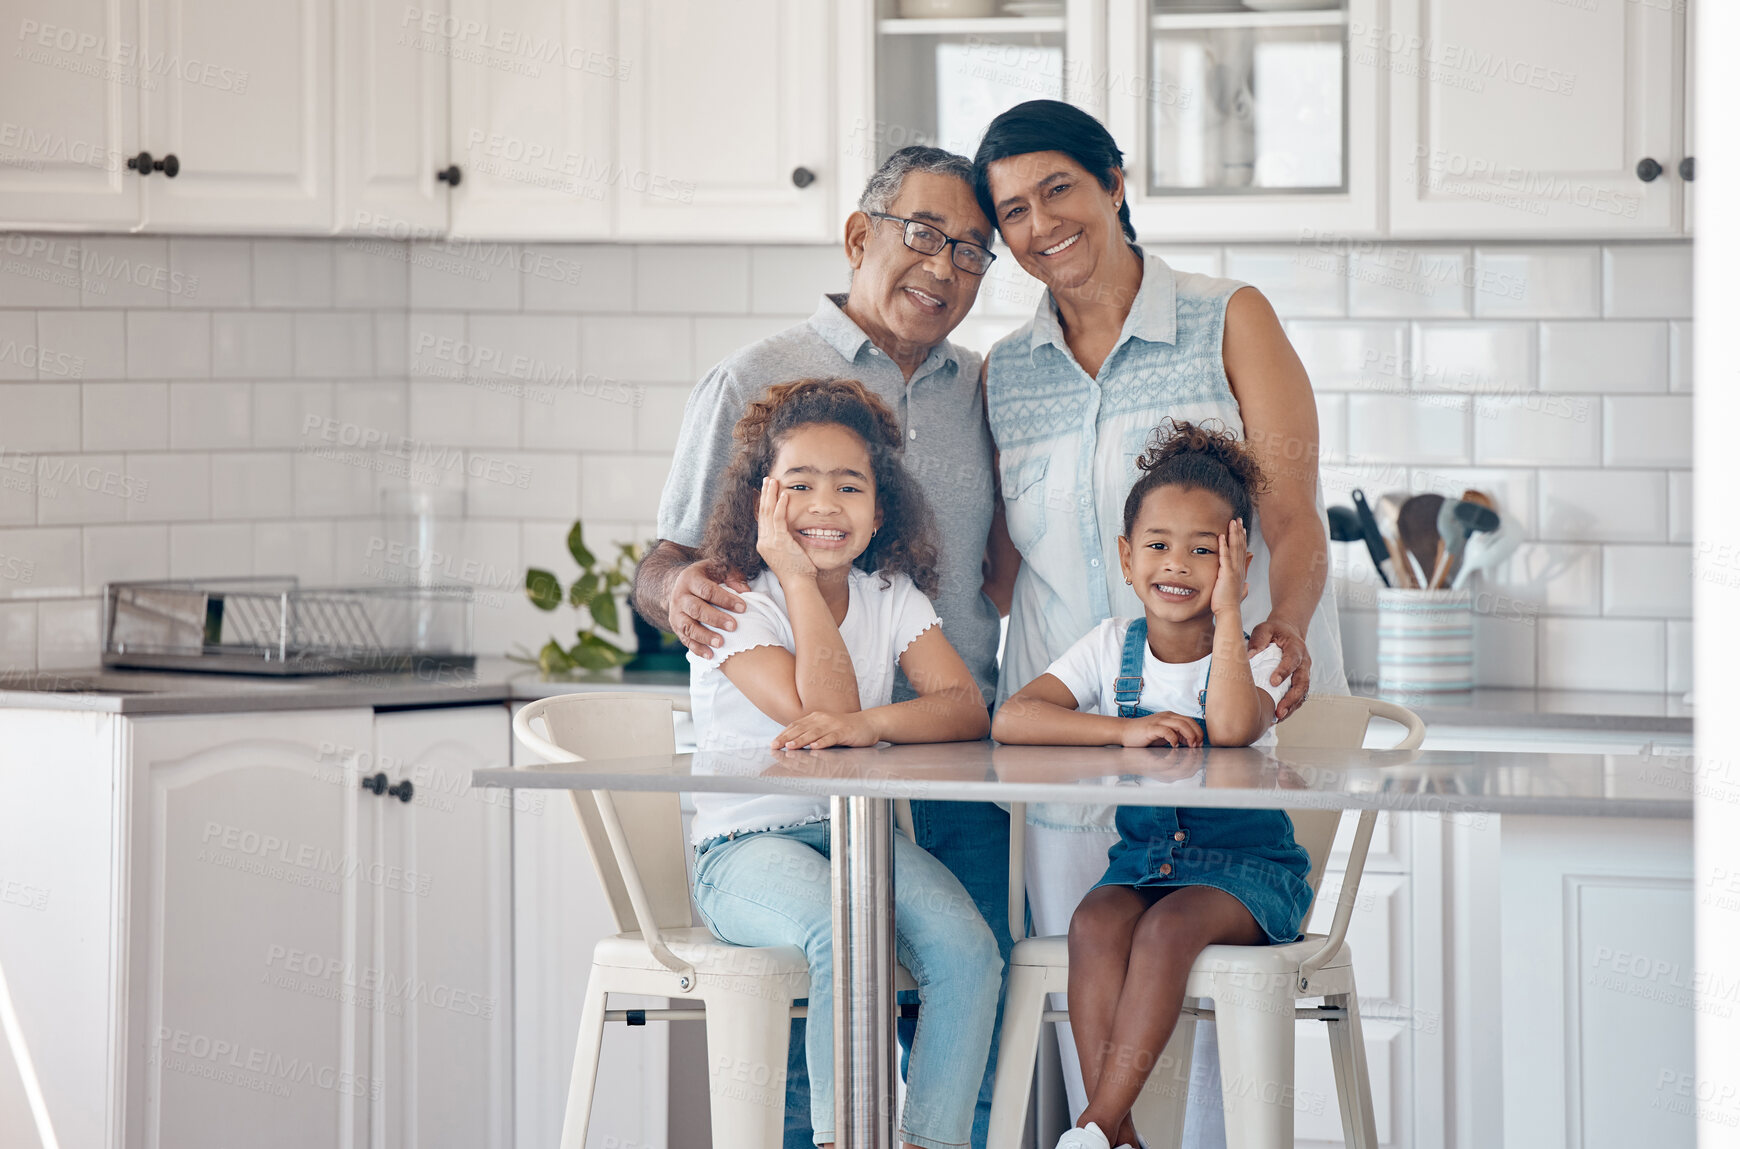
left=973, top=100, right=1347, bottom=1141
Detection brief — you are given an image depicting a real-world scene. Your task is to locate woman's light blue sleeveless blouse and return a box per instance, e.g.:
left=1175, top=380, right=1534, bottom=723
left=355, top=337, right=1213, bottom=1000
left=987, top=250, right=1348, bottom=827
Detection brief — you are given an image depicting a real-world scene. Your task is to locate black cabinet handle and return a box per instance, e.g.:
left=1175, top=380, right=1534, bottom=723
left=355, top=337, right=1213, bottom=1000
left=1679, top=156, right=1695, bottom=181
left=1636, top=157, right=1662, bottom=182
left=361, top=772, right=388, bottom=796
left=387, top=779, right=414, bottom=803
left=791, top=166, right=816, bottom=189
left=126, top=152, right=180, bottom=178
left=436, top=164, right=462, bottom=186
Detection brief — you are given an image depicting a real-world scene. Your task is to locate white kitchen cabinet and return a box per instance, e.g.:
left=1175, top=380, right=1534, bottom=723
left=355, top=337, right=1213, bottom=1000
left=139, top=0, right=335, bottom=231
left=0, top=0, right=141, bottom=229
left=336, top=0, right=452, bottom=236
left=1386, top=0, right=1685, bottom=237
left=615, top=0, right=834, bottom=240
left=444, top=0, right=616, bottom=240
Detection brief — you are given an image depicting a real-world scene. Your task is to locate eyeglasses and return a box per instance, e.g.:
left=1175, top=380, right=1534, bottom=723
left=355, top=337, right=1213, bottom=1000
left=866, top=212, right=997, bottom=276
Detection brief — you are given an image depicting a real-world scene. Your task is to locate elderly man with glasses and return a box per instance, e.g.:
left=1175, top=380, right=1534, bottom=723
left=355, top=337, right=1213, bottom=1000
left=634, top=145, right=1016, bottom=1149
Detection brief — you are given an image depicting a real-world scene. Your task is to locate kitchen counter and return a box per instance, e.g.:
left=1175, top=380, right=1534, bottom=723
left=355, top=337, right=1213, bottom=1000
left=0, top=661, right=1694, bottom=733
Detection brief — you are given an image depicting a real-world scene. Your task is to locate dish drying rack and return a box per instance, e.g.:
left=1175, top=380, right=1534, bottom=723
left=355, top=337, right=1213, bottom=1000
left=102, top=578, right=476, bottom=676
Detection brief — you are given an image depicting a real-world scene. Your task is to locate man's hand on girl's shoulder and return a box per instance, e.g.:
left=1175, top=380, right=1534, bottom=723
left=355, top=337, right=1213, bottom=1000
left=669, top=561, right=750, bottom=659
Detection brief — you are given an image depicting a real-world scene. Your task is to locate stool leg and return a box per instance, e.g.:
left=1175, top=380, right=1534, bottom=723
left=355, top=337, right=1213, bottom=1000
left=1325, top=978, right=1379, bottom=1149
left=559, top=968, right=610, bottom=1149
left=988, top=961, right=1051, bottom=1146
left=703, top=990, right=795, bottom=1149
left=1130, top=1009, right=1197, bottom=1149
left=1212, top=980, right=1296, bottom=1149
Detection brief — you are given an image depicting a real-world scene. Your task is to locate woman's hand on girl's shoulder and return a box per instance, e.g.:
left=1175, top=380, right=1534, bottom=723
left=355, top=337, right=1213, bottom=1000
left=755, top=477, right=817, bottom=583
left=1122, top=712, right=1204, bottom=748
left=772, top=710, right=880, bottom=751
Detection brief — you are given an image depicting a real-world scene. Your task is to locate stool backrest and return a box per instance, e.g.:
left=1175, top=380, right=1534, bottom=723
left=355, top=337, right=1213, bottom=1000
left=512, top=693, right=693, bottom=937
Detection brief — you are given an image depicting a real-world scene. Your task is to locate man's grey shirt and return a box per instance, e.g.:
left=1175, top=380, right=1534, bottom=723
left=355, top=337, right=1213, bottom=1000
left=656, top=293, right=1000, bottom=706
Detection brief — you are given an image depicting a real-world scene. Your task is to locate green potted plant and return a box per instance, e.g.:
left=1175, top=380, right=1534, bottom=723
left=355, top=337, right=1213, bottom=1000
left=516, top=523, right=675, bottom=677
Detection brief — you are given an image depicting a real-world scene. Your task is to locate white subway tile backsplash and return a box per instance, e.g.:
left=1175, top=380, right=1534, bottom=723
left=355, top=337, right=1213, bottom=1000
left=1407, top=468, right=1537, bottom=537
left=1603, top=396, right=1690, bottom=467
left=1336, top=608, right=1376, bottom=690
left=1347, top=246, right=1469, bottom=318
left=1224, top=248, right=1346, bottom=317
left=1315, top=392, right=1347, bottom=465
left=375, top=312, right=408, bottom=378
left=126, top=312, right=211, bottom=379
left=82, top=383, right=169, bottom=451
left=169, top=382, right=251, bottom=449
left=580, top=455, right=670, bottom=523
left=467, top=314, right=581, bottom=380
left=0, top=528, right=81, bottom=596
left=522, top=244, right=634, bottom=313
left=1602, top=545, right=1692, bottom=618
left=35, top=453, right=134, bottom=525
left=0, top=312, right=36, bottom=381
left=1667, top=620, right=1692, bottom=694
left=0, top=464, right=32, bottom=526
left=35, top=598, right=99, bottom=669
left=169, top=238, right=251, bottom=308
left=1346, top=393, right=1470, bottom=464
left=1669, top=320, right=1693, bottom=393
left=1474, top=611, right=1537, bottom=689
left=212, top=311, right=295, bottom=378
left=333, top=382, right=407, bottom=442
left=467, top=451, right=577, bottom=520
left=1539, top=469, right=1666, bottom=543
left=636, top=246, right=749, bottom=314
left=1150, top=248, right=1223, bottom=278
left=252, top=382, right=333, bottom=448
left=1471, top=246, right=1600, bottom=318
left=1474, top=394, right=1600, bottom=466
left=1286, top=321, right=1406, bottom=391
left=78, top=236, right=171, bottom=308
left=1538, top=617, right=1664, bottom=691
left=123, top=454, right=210, bottom=523
left=333, top=242, right=408, bottom=309
left=0, top=602, right=34, bottom=666
left=83, top=524, right=169, bottom=592
left=0, top=238, right=81, bottom=307
left=291, top=452, right=376, bottom=517
left=1668, top=471, right=1691, bottom=544
left=0, top=382, right=80, bottom=454
left=252, top=240, right=334, bottom=309
left=523, top=380, right=637, bottom=453
left=211, top=453, right=295, bottom=520
left=1487, top=543, right=1602, bottom=615
left=1538, top=321, right=1668, bottom=393
left=1602, top=244, right=1693, bottom=319
left=294, top=313, right=374, bottom=378
left=750, top=246, right=846, bottom=315
left=36, top=310, right=126, bottom=380
left=581, top=316, right=693, bottom=382
left=169, top=523, right=254, bottom=579
left=253, top=520, right=335, bottom=585
left=409, top=241, right=521, bottom=311
left=1413, top=322, right=1534, bottom=392
left=408, top=380, right=520, bottom=450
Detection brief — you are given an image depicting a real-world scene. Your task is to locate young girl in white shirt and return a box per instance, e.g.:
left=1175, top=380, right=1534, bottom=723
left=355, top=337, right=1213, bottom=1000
left=685, top=377, right=1000, bottom=1149
left=992, top=420, right=1313, bottom=1149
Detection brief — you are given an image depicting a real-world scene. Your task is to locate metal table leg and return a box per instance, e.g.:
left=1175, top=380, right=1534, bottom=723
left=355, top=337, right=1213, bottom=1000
left=831, top=793, right=896, bottom=1149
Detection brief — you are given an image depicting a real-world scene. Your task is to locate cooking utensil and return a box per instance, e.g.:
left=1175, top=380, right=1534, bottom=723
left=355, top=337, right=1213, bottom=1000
left=1327, top=505, right=1363, bottom=543
left=1348, top=490, right=1393, bottom=587
left=1397, top=494, right=1445, bottom=590
left=1372, top=492, right=1416, bottom=587
left=1452, top=506, right=1521, bottom=589
left=1431, top=498, right=1501, bottom=588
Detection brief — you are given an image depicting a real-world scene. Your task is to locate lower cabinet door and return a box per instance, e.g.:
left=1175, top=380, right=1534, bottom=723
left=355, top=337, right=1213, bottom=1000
left=128, top=709, right=377, bottom=1149
left=370, top=705, right=514, bottom=1149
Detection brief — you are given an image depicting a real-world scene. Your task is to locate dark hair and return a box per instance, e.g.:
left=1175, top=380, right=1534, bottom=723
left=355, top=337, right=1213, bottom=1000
left=1121, top=420, right=1269, bottom=538
left=972, top=99, right=1137, bottom=244
left=699, top=378, right=941, bottom=597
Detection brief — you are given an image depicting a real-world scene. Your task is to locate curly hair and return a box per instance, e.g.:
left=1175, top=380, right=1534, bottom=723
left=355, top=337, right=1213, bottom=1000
left=699, top=378, right=941, bottom=597
left=1121, top=419, right=1270, bottom=538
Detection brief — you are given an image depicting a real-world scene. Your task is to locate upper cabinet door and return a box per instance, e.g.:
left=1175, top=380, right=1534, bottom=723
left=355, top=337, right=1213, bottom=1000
left=446, top=0, right=615, bottom=240
left=140, top=0, right=334, bottom=231
left=615, top=0, right=834, bottom=241
left=0, top=0, right=141, bottom=229
left=1388, top=0, right=1683, bottom=237
left=335, top=0, right=451, bottom=236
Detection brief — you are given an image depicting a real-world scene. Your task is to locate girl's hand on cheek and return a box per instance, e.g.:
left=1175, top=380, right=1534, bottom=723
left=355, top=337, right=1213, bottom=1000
left=772, top=711, right=879, bottom=750
left=755, top=478, right=817, bottom=583
left=1211, top=518, right=1248, bottom=617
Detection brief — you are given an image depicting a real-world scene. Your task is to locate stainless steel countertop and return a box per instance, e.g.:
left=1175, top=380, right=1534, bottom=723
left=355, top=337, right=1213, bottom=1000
left=0, top=659, right=1693, bottom=733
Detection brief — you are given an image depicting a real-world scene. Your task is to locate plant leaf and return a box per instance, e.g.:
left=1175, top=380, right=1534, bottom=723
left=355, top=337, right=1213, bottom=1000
left=537, top=640, right=575, bottom=676
left=591, top=591, right=619, bottom=633
left=570, top=571, right=599, bottom=608
left=526, top=568, right=562, bottom=611
left=567, top=522, right=595, bottom=569
left=569, top=631, right=627, bottom=670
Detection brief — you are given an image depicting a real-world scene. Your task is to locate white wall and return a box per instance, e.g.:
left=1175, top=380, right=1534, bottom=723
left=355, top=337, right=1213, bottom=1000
left=0, top=234, right=1692, bottom=693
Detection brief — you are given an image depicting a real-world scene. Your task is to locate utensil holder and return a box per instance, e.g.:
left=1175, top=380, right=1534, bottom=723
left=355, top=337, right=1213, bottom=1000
left=1377, top=587, right=1473, bottom=695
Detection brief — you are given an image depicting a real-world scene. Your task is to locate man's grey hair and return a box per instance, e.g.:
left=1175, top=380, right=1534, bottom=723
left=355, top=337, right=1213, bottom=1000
left=857, top=145, right=975, bottom=215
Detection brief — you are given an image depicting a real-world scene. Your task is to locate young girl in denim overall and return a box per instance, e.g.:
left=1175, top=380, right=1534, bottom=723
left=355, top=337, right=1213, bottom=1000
left=685, top=377, right=1001, bottom=1149
left=992, top=420, right=1313, bottom=1149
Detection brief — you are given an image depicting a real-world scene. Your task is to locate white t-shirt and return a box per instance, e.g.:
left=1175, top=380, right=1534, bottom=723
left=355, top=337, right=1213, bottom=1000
left=1044, top=617, right=1291, bottom=733
left=687, top=567, right=941, bottom=844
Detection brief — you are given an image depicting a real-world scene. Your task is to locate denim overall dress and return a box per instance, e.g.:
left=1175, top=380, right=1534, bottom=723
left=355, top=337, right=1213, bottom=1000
left=1090, top=618, right=1315, bottom=945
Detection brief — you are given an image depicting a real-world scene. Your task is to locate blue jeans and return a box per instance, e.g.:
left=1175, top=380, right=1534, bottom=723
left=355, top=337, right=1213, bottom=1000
left=772, top=801, right=1014, bottom=1149
left=693, top=818, right=1004, bottom=1149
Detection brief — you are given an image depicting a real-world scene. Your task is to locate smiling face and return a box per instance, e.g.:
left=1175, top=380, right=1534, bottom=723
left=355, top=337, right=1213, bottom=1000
left=984, top=150, right=1127, bottom=295
left=768, top=422, right=881, bottom=576
left=1117, top=485, right=1248, bottom=623
left=844, top=170, right=991, bottom=355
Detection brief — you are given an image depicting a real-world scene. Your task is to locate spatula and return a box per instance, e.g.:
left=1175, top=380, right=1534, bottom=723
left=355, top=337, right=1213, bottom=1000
left=1397, top=494, right=1444, bottom=590
left=1431, top=498, right=1501, bottom=588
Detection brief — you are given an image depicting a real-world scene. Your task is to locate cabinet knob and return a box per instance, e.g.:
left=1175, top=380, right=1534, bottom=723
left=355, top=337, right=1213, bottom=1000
left=160, top=154, right=179, bottom=178
left=1680, top=156, right=1695, bottom=182
left=791, top=166, right=816, bottom=189
left=127, top=151, right=153, bottom=176
left=387, top=779, right=414, bottom=803
left=1636, top=157, right=1663, bottom=182
left=126, top=152, right=181, bottom=178
left=436, top=164, right=462, bottom=187
left=361, top=771, right=388, bottom=796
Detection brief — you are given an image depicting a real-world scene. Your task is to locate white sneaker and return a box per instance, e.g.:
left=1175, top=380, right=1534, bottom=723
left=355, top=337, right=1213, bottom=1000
left=1054, top=1123, right=1112, bottom=1149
